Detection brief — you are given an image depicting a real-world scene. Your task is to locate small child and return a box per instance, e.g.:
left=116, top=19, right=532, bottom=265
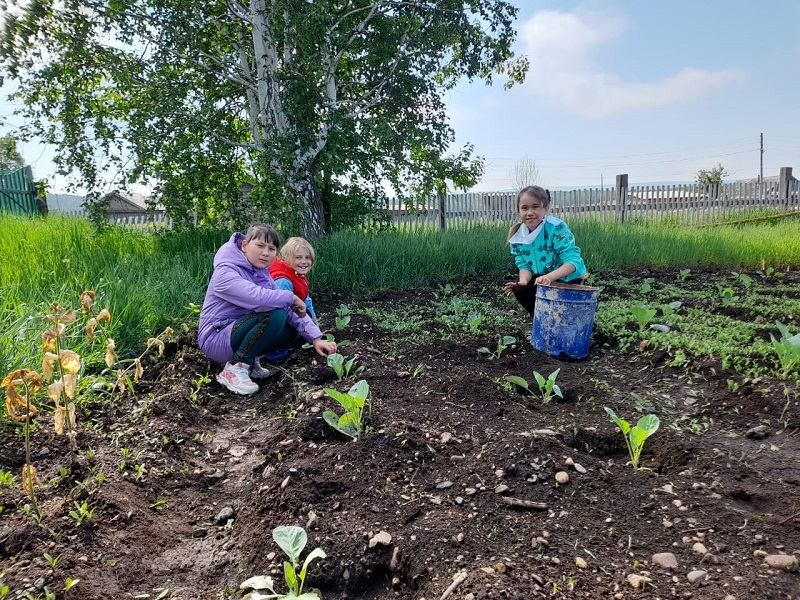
left=269, top=237, right=317, bottom=320
left=502, top=186, right=587, bottom=314
left=198, top=224, right=337, bottom=395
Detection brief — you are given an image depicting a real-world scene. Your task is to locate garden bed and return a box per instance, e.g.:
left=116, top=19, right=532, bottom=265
left=1, top=268, right=800, bottom=599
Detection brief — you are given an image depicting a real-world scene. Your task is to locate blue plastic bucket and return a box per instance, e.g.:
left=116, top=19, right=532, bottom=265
left=531, top=282, right=599, bottom=359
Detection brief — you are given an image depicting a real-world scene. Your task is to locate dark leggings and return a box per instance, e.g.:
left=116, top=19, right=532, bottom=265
left=229, top=309, right=302, bottom=365
left=513, top=280, right=540, bottom=315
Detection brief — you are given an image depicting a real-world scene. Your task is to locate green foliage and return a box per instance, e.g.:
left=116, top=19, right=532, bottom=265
left=325, top=354, right=363, bottom=381
left=1, top=1, right=524, bottom=234
left=478, top=335, right=516, bottom=360
left=334, top=304, right=351, bottom=331
left=604, top=407, right=660, bottom=470
left=719, top=287, right=739, bottom=306
left=630, top=305, right=657, bottom=331
left=506, top=369, right=563, bottom=403
left=68, top=501, right=95, bottom=525
left=0, top=136, right=25, bottom=173
left=771, top=321, right=800, bottom=378
left=323, top=380, right=370, bottom=439
left=695, top=163, right=729, bottom=191
left=240, top=526, right=326, bottom=599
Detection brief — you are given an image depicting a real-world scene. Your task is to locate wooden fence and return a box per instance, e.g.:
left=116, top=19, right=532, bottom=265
left=61, top=210, right=175, bottom=232
left=0, top=166, right=39, bottom=216
left=384, top=172, right=800, bottom=231
left=37, top=169, right=800, bottom=233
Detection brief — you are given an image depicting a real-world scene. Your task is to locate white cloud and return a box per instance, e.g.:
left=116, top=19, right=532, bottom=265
left=519, top=8, right=746, bottom=118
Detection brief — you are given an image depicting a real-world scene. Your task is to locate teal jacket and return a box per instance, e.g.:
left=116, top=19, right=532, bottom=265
left=508, top=216, right=587, bottom=281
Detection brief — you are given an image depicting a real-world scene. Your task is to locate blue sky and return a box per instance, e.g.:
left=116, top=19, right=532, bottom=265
left=447, top=0, right=800, bottom=190
left=1, top=0, right=799, bottom=194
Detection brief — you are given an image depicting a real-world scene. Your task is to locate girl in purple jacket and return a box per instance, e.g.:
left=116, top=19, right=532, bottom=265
left=198, top=224, right=337, bottom=395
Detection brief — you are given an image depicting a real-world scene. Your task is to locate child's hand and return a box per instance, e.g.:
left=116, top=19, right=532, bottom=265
left=290, top=295, right=307, bottom=318
left=503, top=281, right=525, bottom=296
left=534, top=275, right=553, bottom=286
left=312, top=337, right=338, bottom=357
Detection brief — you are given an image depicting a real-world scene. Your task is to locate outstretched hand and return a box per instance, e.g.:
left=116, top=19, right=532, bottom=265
left=312, top=337, right=338, bottom=357
left=503, top=281, right=526, bottom=297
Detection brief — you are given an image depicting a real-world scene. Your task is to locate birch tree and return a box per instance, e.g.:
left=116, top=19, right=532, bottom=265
left=0, top=0, right=526, bottom=234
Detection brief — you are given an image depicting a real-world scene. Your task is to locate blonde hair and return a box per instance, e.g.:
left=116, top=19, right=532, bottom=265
left=279, top=236, right=316, bottom=266
left=507, top=186, right=551, bottom=241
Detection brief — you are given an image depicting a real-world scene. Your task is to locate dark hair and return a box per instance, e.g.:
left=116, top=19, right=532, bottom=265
left=507, top=186, right=551, bottom=240
left=244, top=223, right=281, bottom=247
left=517, top=186, right=550, bottom=209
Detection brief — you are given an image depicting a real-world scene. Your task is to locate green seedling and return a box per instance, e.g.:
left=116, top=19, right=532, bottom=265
left=630, top=304, right=657, bottom=331
left=678, top=269, right=691, bottom=281
left=639, top=279, right=653, bottom=293
left=478, top=335, right=516, bottom=360
left=68, top=501, right=95, bottom=525
left=326, top=353, right=364, bottom=380
left=770, top=321, right=800, bottom=378
left=0, top=469, right=16, bottom=487
left=240, top=525, right=326, bottom=600
left=335, top=304, right=351, bottom=330
left=659, top=301, right=682, bottom=317
left=323, top=379, right=370, bottom=439
left=412, top=363, right=427, bottom=377
left=43, top=552, right=61, bottom=569
left=720, top=287, right=738, bottom=306
left=467, top=312, right=483, bottom=334
left=505, top=369, right=563, bottom=403
left=732, top=271, right=753, bottom=288
left=604, top=407, right=660, bottom=470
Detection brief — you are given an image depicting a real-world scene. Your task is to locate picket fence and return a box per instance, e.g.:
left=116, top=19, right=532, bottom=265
left=383, top=178, right=800, bottom=232
left=54, top=176, right=799, bottom=233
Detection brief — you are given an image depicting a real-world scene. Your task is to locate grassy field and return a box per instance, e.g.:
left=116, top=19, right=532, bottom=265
left=1, top=212, right=799, bottom=377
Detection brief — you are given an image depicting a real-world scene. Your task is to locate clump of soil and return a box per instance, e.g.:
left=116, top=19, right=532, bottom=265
left=1, top=268, right=800, bottom=600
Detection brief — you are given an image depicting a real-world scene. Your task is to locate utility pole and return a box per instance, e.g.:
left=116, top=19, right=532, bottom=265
left=759, top=133, right=764, bottom=184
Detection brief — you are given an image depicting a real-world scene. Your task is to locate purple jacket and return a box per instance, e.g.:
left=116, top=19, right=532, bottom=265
left=198, top=232, right=323, bottom=364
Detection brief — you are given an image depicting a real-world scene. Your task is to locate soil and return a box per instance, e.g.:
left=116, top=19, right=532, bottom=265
left=2, top=268, right=800, bottom=600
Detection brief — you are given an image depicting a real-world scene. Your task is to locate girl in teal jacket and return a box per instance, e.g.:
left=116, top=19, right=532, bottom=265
left=503, top=186, right=587, bottom=314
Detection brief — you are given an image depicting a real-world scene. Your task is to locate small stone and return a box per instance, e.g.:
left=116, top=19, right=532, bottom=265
left=746, top=425, right=769, bottom=439
left=214, top=506, right=235, bottom=525
left=627, top=574, right=651, bottom=588
left=390, top=547, right=401, bottom=570
left=342, top=569, right=350, bottom=581
left=305, top=511, right=318, bottom=530
left=494, top=484, right=509, bottom=494
left=440, top=432, right=453, bottom=444
left=692, top=542, right=708, bottom=555
left=455, top=496, right=464, bottom=505
left=495, top=562, right=506, bottom=573
left=267, top=552, right=276, bottom=561
left=465, top=487, right=477, bottom=495
left=436, top=481, right=454, bottom=490
left=663, top=520, right=673, bottom=528
left=369, top=531, right=392, bottom=548
left=554, top=471, right=569, bottom=484
left=495, top=469, right=505, bottom=478
left=456, top=533, right=465, bottom=543
left=191, top=528, right=208, bottom=538
left=764, top=554, right=799, bottom=571
left=651, top=552, right=679, bottom=570
left=281, top=476, right=290, bottom=489
left=573, top=463, right=587, bottom=474
left=564, top=457, right=575, bottom=466
left=575, top=557, right=588, bottom=569
left=480, top=567, right=495, bottom=574
left=687, top=569, right=707, bottom=583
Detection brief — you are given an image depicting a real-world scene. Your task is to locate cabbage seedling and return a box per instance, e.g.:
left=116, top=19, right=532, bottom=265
left=505, top=369, right=563, bottom=403
left=771, top=321, right=800, bottom=378
left=323, top=379, right=370, bottom=439
left=478, top=335, right=516, bottom=359
left=240, top=525, right=326, bottom=600
left=630, top=305, right=657, bottom=331
left=335, top=304, right=351, bottom=330
left=326, top=353, right=363, bottom=380
left=604, top=407, right=660, bottom=470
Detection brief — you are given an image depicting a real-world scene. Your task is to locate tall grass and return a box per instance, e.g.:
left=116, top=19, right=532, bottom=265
left=2, top=212, right=799, bottom=376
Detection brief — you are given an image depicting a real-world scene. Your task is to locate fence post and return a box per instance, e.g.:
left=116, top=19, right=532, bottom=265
left=615, top=174, right=628, bottom=224
left=779, top=167, right=793, bottom=210
left=437, top=188, right=446, bottom=230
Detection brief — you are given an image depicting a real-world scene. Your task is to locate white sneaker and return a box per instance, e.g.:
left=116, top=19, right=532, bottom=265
left=250, top=357, right=272, bottom=380
left=216, top=362, right=259, bottom=395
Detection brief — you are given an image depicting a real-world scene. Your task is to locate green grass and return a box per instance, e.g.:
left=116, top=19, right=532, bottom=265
left=1, top=212, right=799, bottom=380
